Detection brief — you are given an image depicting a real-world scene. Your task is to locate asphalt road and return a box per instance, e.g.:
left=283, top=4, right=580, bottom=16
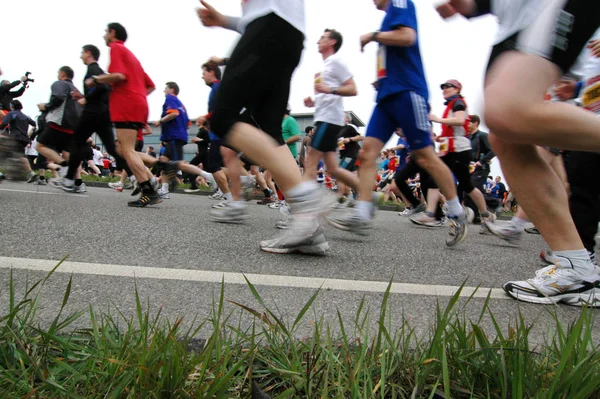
left=0, top=180, right=597, bottom=343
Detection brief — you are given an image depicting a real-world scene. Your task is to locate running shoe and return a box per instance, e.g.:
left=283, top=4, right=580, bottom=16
left=212, top=200, right=227, bottom=209
left=209, top=192, right=225, bottom=201
left=326, top=212, right=373, bottom=236
left=48, top=178, right=74, bottom=192
left=109, top=181, right=124, bottom=189
left=185, top=188, right=201, bottom=193
left=128, top=191, right=162, bottom=207
left=503, top=264, right=600, bottom=307
left=260, top=228, right=329, bottom=255
left=479, top=213, right=497, bottom=235
left=157, top=188, right=170, bottom=199
left=485, top=221, right=522, bottom=243
left=26, top=173, right=39, bottom=183
left=74, top=183, right=87, bottom=193
left=525, top=227, right=540, bottom=235
left=446, top=210, right=468, bottom=247
left=409, top=211, right=439, bottom=227
left=210, top=202, right=248, bottom=223
left=257, top=196, right=276, bottom=205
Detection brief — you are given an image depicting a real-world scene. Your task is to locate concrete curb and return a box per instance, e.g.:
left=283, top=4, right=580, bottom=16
left=83, top=181, right=511, bottom=219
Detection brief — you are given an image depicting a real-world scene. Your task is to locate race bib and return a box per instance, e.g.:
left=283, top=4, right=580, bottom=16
left=583, top=75, right=600, bottom=114
left=377, top=46, right=387, bottom=79
left=438, top=138, right=449, bottom=157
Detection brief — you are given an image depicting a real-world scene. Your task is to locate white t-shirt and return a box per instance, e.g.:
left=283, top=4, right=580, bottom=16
left=482, top=0, right=547, bottom=45
left=92, top=148, right=104, bottom=166
left=578, top=28, right=600, bottom=116
left=314, top=54, right=353, bottom=126
left=25, top=139, right=38, bottom=156
left=237, top=0, right=305, bottom=35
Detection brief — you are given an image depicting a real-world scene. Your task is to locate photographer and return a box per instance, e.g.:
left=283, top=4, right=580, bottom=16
left=0, top=75, right=28, bottom=112
left=0, top=99, right=38, bottom=181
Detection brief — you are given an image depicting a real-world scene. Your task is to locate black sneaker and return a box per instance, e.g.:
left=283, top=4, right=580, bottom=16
left=127, top=191, right=162, bottom=207
left=131, top=183, right=141, bottom=196
left=27, top=174, right=39, bottom=183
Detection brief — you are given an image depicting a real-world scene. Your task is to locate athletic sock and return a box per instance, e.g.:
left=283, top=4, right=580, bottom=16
left=446, top=197, right=462, bottom=218
left=75, top=179, right=82, bottom=187
left=511, top=216, right=527, bottom=231
left=355, top=200, right=374, bottom=220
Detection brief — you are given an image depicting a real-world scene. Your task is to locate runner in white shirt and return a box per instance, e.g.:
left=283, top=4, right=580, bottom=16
left=438, top=0, right=600, bottom=306
left=302, top=29, right=362, bottom=206
left=197, top=0, right=331, bottom=255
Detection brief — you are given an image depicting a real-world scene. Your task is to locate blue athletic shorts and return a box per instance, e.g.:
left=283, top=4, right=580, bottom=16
left=366, top=91, right=432, bottom=151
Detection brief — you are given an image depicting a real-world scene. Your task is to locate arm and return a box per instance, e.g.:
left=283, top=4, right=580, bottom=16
left=9, top=85, right=26, bottom=99
left=361, top=27, right=416, bottom=51
left=28, top=117, right=36, bottom=128
left=197, top=1, right=243, bottom=33
left=144, top=72, right=155, bottom=95
left=431, top=110, right=466, bottom=126
left=479, top=134, right=496, bottom=163
left=315, top=77, right=358, bottom=97
left=285, top=135, right=302, bottom=145
left=42, top=82, right=69, bottom=111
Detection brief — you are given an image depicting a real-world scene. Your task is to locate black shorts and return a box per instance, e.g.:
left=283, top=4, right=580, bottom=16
left=113, top=121, right=145, bottom=130
left=189, top=151, right=207, bottom=167
left=210, top=13, right=304, bottom=146
left=311, top=122, right=343, bottom=153
left=82, top=147, right=94, bottom=162
left=135, top=139, right=144, bottom=152
left=37, top=125, right=73, bottom=154
left=487, top=0, right=600, bottom=74
left=204, top=140, right=223, bottom=173
left=163, top=139, right=186, bottom=161
left=339, top=157, right=357, bottom=172
left=440, top=150, right=475, bottom=193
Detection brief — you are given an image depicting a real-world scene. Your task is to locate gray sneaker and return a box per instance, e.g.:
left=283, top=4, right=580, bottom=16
left=479, top=213, right=497, bottom=235
left=212, top=200, right=227, bottom=209
left=326, top=212, right=373, bottom=236
left=35, top=179, right=47, bottom=186
left=210, top=202, right=248, bottom=223
left=260, top=228, right=329, bottom=255
left=209, top=192, right=224, bottom=200
left=275, top=215, right=293, bottom=230
left=74, top=183, right=87, bottom=193
left=485, top=221, right=522, bottom=243
left=446, top=211, right=468, bottom=247
left=48, top=178, right=74, bottom=192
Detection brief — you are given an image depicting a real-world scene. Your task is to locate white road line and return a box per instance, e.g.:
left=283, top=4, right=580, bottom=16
left=0, top=256, right=508, bottom=299
left=0, top=188, right=88, bottom=198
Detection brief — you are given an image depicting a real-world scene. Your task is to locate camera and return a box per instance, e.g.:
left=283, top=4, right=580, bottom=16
left=24, top=72, right=34, bottom=88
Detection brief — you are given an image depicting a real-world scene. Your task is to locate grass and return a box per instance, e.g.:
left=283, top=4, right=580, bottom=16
left=2, top=263, right=600, bottom=397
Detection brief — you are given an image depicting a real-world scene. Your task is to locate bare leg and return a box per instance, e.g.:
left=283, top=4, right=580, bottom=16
left=490, top=134, right=583, bottom=251
left=221, top=146, right=242, bottom=202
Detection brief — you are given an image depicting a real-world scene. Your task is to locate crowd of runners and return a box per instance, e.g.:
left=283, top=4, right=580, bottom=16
left=1, top=0, right=599, bottom=307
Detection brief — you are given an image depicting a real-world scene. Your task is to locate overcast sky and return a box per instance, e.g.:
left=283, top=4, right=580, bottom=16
left=3, top=0, right=506, bottom=180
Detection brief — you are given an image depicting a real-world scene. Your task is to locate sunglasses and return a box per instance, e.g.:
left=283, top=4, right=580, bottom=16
left=441, top=84, right=456, bottom=89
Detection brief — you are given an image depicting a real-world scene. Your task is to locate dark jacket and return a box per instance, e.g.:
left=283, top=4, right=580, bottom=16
left=469, top=130, right=495, bottom=165
left=83, top=62, right=110, bottom=115
left=0, top=110, right=36, bottom=142
left=44, top=79, right=82, bottom=130
left=0, top=81, right=26, bottom=111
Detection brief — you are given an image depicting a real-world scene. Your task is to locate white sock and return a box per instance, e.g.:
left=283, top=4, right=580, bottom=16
left=161, top=183, right=169, bottom=192
left=130, top=175, right=137, bottom=183
left=224, top=192, right=233, bottom=201
left=446, top=197, right=462, bottom=218
left=355, top=200, right=373, bottom=220
left=199, top=170, right=213, bottom=181
left=287, top=181, right=318, bottom=202
left=230, top=200, right=246, bottom=209
left=554, top=249, right=595, bottom=274
left=511, top=216, right=527, bottom=231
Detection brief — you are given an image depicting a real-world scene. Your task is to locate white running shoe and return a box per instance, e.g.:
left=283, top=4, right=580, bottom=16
left=208, top=192, right=224, bottom=200
left=210, top=202, right=248, bottom=223
left=109, top=182, right=124, bottom=189
left=157, top=188, right=170, bottom=199
left=503, top=264, right=600, bottom=307
left=212, top=200, right=227, bottom=209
